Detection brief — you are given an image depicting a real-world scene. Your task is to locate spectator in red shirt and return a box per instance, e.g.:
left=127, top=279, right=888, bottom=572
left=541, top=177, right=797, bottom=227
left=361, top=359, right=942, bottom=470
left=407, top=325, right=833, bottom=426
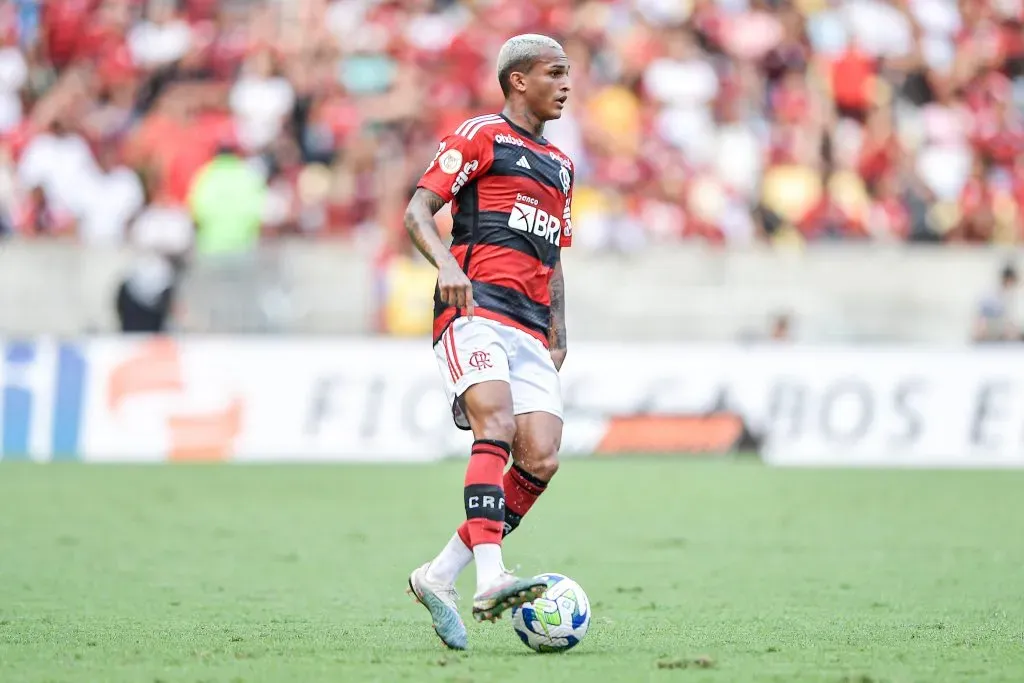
left=867, top=171, right=911, bottom=241
left=950, top=157, right=997, bottom=243
left=831, top=40, right=877, bottom=122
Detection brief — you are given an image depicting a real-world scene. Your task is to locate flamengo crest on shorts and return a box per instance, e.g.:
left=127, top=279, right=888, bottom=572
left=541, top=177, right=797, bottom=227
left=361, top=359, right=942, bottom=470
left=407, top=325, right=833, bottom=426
left=434, top=317, right=564, bottom=430
left=417, top=114, right=575, bottom=348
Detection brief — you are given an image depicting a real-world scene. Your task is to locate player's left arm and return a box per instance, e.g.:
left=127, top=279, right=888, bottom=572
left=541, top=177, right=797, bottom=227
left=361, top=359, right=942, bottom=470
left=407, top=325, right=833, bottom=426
left=548, top=260, right=567, bottom=371
left=549, top=161, right=573, bottom=370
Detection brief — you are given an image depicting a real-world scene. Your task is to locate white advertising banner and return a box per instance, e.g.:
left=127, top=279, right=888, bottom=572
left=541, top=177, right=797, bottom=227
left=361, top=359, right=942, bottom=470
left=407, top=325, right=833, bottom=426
left=4, top=336, right=1024, bottom=467
left=76, top=337, right=474, bottom=462
left=562, top=344, right=1024, bottom=468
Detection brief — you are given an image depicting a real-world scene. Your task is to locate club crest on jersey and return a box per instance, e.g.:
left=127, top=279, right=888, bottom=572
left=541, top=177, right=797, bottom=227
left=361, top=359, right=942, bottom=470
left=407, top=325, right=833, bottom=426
left=495, top=133, right=525, bottom=147
left=439, top=149, right=463, bottom=174
left=509, top=196, right=561, bottom=245
left=559, top=166, right=571, bottom=195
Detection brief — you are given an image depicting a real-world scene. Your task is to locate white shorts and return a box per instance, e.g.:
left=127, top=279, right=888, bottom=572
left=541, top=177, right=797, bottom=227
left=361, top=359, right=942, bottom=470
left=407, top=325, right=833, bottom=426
left=434, top=317, right=563, bottom=430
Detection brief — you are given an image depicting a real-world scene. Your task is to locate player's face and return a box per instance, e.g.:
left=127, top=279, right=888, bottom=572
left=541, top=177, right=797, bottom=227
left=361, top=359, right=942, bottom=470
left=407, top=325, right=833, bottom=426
left=524, top=50, right=571, bottom=121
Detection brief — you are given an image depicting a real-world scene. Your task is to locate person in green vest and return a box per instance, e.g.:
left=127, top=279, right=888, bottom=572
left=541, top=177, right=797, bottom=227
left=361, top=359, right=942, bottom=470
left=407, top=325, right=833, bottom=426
left=184, top=141, right=272, bottom=331
left=187, top=141, right=266, bottom=255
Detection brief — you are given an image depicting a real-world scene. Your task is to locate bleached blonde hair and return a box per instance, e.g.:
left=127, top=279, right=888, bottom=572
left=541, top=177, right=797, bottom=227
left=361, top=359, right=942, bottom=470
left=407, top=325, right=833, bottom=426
left=496, top=34, right=565, bottom=97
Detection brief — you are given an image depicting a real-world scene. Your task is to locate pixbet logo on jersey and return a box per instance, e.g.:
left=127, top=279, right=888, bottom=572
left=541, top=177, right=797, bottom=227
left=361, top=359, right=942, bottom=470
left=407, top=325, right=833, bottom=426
left=509, top=194, right=561, bottom=245
left=495, top=133, right=525, bottom=147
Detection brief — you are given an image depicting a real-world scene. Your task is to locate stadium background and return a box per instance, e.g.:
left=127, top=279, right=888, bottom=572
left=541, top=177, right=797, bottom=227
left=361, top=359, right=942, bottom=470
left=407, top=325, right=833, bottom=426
left=2, top=0, right=1024, bottom=464
left=3, top=3, right=1024, bottom=681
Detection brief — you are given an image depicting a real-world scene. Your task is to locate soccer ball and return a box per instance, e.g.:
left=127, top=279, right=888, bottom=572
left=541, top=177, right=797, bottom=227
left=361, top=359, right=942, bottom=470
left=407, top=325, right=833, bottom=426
left=510, top=573, right=591, bottom=653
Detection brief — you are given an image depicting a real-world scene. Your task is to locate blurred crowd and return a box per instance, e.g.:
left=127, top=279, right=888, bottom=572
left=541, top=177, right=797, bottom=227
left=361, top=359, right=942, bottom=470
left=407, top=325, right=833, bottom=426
left=0, top=0, right=1023, bottom=257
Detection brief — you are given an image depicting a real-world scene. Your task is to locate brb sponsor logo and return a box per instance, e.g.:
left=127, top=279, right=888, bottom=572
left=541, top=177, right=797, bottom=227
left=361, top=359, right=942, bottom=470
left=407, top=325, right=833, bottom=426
left=495, top=133, right=525, bottom=147
left=509, top=194, right=561, bottom=245
left=451, top=160, right=479, bottom=196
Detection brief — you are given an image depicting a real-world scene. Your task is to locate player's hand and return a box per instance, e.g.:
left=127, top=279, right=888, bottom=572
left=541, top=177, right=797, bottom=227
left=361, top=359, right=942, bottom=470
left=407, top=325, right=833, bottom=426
left=550, top=348, right=567, bottom=371
left=438, top=260, right=475, bottom=318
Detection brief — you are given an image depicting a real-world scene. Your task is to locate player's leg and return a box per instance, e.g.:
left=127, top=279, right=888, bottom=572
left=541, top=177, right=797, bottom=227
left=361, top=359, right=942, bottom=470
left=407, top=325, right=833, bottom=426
left=504, top=410, right=562, bottom=537
left=503, top=327, right=565, bottom=537
left=443, top=418, right=560, bottom=545
left=458, top=378, right=548, bottom=621
left=409, top=320, right=543, bottom=643
left=418, top=384, right=513, bottom=608
left=434, top=414, right=556, bottom=579
left=408, top=320, right=509, bottom=649
left=459, top=378, right=516, bottom=586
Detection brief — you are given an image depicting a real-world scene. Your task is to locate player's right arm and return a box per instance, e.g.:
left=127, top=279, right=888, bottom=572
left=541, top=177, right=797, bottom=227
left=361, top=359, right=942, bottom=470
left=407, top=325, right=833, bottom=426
left=406, top=127, right=494, bottom=316
left=404, top=188, right=475, bottom=315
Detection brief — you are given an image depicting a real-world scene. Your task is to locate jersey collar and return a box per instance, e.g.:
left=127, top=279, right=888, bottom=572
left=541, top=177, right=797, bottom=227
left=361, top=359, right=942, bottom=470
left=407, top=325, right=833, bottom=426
left=500, top=114, right=549, bottom=146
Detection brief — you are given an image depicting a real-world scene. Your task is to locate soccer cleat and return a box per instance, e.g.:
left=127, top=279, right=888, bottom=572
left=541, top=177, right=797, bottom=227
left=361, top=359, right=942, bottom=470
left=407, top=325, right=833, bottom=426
left=471, top=572, right=547, bottom=623
left=407, top=563, right=468, bottom=650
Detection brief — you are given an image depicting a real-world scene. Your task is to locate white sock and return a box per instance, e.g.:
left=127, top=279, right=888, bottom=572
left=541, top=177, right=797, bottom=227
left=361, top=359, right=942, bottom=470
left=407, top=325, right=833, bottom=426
left=425, top=533, right=474, bottom=585
left=473, top=543, right=506, bottom=593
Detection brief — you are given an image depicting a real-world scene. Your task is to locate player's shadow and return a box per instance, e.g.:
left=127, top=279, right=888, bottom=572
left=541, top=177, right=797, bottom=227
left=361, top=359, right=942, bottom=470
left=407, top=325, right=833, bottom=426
left=477, top=645, right=600, bottom=658
left=508, top=650, right=600, bottom=657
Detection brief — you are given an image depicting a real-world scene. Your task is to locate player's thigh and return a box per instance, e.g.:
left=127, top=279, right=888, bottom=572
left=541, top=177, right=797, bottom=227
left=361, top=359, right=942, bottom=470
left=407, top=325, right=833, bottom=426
left=507, top=331, right=564, bottom=479
left=512, top=411, right=563, bottom=481
left=463, top=381, right=516, bottom=442
left=434, top=318, right=516, bottom=441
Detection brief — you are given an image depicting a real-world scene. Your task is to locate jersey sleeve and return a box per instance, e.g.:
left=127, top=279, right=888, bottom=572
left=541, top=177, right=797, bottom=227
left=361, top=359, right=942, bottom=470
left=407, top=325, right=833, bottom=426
left=560, top=172, right=574, bottom=248
left=416, top=128, right=494, bottom=204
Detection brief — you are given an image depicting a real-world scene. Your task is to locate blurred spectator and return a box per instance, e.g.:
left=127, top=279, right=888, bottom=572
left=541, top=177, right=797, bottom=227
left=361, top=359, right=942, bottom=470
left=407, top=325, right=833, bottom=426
left=116, top=168, right=191, bottom=334
left=116, top=247, right=186, bottom=333
left=973, top=263, right=1023, bottom=343
left=78, top=142, right=146, bottom=245
left=188, top=141, right=266, bottom=255
left=0, top=0, right=1021, bottom=253
left=229, top=50, right=294, bottom=152
left=769, top=312, right=793, bottom=341
left=128, top=0, right=193, bottom=70
left=0, top=40, right=27, bottom=133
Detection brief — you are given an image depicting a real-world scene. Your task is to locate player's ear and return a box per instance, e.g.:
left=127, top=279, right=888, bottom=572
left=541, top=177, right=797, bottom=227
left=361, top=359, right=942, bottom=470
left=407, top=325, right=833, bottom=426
left=508, top=70, right=528, bottom=94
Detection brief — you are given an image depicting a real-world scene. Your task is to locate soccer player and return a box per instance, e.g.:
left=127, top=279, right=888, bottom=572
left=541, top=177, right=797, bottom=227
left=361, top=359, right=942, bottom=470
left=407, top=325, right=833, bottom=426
left=403, top=33, right=574, bottom=650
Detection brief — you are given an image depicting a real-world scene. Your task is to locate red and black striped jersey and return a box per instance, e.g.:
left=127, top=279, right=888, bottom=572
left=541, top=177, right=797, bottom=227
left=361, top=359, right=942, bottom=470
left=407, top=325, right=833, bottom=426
left=417, top=113, right=574, bottom=348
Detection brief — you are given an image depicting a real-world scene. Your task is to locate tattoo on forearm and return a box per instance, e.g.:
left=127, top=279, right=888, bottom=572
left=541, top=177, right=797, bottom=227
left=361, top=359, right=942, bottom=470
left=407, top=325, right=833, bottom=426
left=548, top=263, right=567, bottom=350
left=404, top=189, right=448, bottom=268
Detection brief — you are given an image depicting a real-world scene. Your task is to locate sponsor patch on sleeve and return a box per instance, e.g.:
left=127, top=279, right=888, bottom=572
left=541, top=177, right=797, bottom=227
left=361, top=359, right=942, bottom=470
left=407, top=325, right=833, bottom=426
left=439, top=149, right=464, bottom=175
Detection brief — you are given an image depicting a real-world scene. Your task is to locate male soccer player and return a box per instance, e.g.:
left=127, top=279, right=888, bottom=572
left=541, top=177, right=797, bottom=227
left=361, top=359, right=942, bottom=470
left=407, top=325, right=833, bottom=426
left=403, top=33, right=574, bottom=650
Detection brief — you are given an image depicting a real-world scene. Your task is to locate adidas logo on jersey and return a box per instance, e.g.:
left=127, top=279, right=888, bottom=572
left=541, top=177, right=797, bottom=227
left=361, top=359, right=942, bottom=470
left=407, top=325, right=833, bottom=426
left=509, top=199, right=561, bottom=245
left=516, top=156, right=531, bottom=170
left=495, top=133, right=525, bottom=147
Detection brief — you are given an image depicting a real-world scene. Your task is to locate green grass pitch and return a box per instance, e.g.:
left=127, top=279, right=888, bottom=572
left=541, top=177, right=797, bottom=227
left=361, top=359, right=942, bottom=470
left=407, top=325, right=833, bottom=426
left=1, top=458, right=1023, bottom=683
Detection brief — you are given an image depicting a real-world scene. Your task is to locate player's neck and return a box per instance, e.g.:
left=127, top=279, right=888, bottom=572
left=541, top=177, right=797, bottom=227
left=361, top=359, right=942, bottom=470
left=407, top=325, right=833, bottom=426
left=501, top=103, right=545, bottom=139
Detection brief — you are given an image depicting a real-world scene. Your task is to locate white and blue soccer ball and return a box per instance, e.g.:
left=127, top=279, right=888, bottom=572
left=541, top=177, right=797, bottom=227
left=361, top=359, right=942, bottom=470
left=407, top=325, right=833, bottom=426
left=511, top=573, right=591, bottom=653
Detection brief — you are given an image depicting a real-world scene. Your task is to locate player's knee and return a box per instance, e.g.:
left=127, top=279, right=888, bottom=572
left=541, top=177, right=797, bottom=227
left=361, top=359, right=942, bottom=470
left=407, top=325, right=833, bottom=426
left=475, top=411, right=517, bottom=445
left=531, top=453, right=559, bottom=482
left=522, top=432, right=561, bottom=481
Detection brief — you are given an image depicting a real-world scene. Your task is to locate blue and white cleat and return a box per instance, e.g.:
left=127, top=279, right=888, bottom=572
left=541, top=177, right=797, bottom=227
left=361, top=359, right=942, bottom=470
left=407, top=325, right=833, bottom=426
left=407, top=563, right=468, bottom=650
left=472, top=572, right=547, bottom=623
